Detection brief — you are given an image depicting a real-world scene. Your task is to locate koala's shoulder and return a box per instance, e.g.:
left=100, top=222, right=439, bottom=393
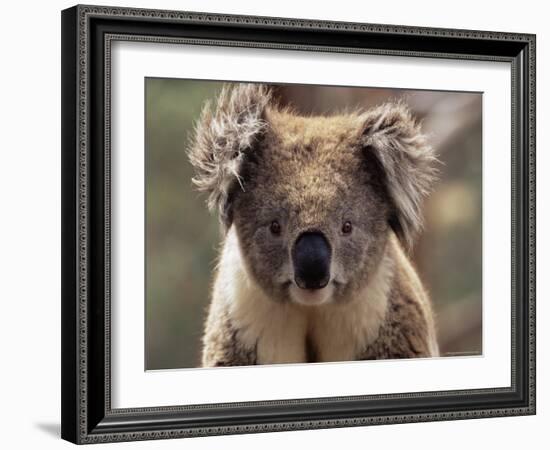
left=360, top=238, right=437, bottom=359
left=201, top=305, right=258, bottom=367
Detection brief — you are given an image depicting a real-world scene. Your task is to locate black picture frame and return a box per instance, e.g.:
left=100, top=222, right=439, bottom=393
left=61, top=4, right=536, bottom=444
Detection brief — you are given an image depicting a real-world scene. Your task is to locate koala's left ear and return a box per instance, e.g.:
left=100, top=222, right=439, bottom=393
left=360, top=103, right=438, bottom=249
left=188, top=83, right=271, bottom=228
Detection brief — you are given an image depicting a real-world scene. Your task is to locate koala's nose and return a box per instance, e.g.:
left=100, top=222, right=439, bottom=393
left=292, top=232, right=331, bottom=290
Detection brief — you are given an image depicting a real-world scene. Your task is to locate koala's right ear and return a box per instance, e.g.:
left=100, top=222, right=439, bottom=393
left=188, top=84, right=271, bottom=228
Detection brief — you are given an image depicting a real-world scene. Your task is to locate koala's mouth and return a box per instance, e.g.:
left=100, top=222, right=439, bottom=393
left=287, top=281, right=335, bottom=306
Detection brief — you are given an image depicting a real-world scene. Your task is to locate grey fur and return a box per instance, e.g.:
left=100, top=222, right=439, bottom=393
left=189, top=83, right=271, bottom=226
left=360, top=103, right=438, bottom=249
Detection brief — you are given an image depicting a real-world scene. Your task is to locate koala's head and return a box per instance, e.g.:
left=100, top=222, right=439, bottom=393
left=189, top=84, right=437, bottom=306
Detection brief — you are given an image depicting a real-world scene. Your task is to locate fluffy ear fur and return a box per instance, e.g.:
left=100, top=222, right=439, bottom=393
left=188, top=83, right=271, bottom=227
left=360, top=102, right=438, bottom=249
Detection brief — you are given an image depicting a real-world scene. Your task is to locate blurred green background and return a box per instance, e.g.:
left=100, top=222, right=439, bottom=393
left=145, top=78, right=482, bottom=370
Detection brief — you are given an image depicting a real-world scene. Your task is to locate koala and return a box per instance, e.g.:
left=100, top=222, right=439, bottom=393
left=188, top=83, right=439, bottom=367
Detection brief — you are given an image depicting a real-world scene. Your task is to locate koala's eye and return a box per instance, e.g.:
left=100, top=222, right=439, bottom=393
left=342, top=221, right=353, bottom=235
left=270, top=220, right=281, bottom=235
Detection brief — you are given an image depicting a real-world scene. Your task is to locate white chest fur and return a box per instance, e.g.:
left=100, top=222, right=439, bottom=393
left=215, top=229, right=393, bottom=364
left=307, top=262, right=392, bottom=362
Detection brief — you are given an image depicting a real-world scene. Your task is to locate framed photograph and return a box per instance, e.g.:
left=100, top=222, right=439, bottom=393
left=61, top=4, right=536, bottom=444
